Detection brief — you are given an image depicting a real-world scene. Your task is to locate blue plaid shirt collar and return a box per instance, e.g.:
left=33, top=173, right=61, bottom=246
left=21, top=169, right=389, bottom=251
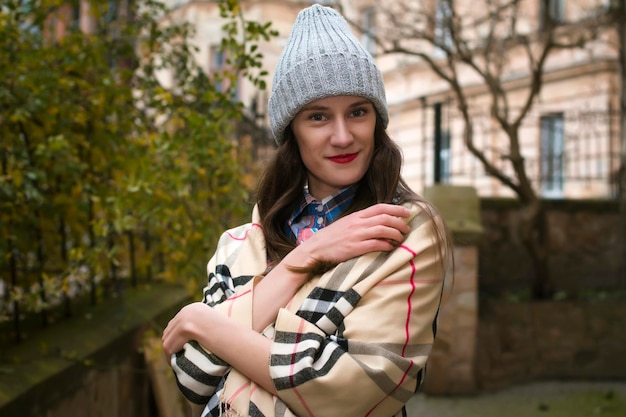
left=286, top=185, right=357, bottom=243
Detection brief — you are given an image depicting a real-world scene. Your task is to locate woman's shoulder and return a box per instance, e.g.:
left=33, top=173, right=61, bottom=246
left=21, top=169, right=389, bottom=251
left=207, top=216, right=267, bottom=293
left=401, top=198, right=448, bottom=237
left=212, top=220, right=265, bottom=268
left=223, top=208, right=262, bottom=237
left=393, top=188, right=439, bottom=217
left=213, top=205, right=262, bottom=245
left=401, top=198, right=438, bottom=217
left=220, top=222, right=261, bottom=240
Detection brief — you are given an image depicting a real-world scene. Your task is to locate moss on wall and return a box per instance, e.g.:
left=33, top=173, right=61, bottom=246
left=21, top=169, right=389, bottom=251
left=0, top=282, right=190, bottom=417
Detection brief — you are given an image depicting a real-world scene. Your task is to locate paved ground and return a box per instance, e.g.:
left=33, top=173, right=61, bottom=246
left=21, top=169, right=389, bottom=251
left=405, top=381, right=626, bottom=417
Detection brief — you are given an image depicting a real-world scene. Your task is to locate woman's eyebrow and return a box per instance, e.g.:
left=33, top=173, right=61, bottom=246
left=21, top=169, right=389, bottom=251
left=300, top=100, right=372, bottom=112
left=300, top=104, right=328, bottom=111
left=349, top=100, right=372, bottom=108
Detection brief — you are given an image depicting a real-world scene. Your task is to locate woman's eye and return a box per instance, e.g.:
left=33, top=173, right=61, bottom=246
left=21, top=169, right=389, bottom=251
left=350, top=109, right=366, bottom=117
left=310, top=113, right=325, bottom=121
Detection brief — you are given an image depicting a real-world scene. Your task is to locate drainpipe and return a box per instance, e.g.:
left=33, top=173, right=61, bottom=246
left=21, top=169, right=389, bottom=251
left=618, top=0, right=626, bottom=280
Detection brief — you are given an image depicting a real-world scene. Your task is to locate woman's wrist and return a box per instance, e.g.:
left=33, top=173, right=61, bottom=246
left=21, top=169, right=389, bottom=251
left=283, top=237, right=321, bottom=270
left=187, top=304, right=219, bottom=348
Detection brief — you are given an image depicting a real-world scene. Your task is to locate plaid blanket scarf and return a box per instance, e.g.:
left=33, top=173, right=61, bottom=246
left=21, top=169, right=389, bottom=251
left=170, top=203, right=447, bottom=417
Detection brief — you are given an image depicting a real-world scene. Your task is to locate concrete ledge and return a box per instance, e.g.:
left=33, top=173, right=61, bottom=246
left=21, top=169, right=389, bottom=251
left=424, top=185, right=484, bottom=245
left=0, top=282, right=191, bottom=416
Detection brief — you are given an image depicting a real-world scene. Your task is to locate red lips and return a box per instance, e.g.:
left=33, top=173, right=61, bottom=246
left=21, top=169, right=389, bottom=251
left=328, top=153, right=358, bottom=164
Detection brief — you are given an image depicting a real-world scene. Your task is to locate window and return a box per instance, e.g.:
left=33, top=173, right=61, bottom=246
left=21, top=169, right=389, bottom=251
left=433, top=102, right=451, bottom=183
left=434, top=0, right=453, bottom=57
left=540, top=113, right=564, bottom=197
left=438, top=131, right=451, bottom=183
left=67, top=0, right=81, bottom=30
left=209, top=44, right=225, bottom=70
left=539, top=0, right=565, bottom=28
left=104, top=1, right=119, bottom=25
left=361, top=7, right=376, bottom=56
left=208, top=45, right=239, bottom=101
left=209, top=44, right=224, bottom=91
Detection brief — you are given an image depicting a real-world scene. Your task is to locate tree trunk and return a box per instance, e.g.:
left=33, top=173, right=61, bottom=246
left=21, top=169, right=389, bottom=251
left=517, top=199, right=554, bottom=299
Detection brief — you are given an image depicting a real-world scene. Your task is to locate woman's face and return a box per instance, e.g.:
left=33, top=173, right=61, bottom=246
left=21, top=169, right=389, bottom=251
left=291, top=95, right=376, bottom=199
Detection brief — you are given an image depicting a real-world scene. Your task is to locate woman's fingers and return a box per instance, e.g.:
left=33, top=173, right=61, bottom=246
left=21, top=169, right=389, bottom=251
left=358, top=203, right=410, bottom=219
left=300, top=203, right=412, bottom=263
left=163, top=316, right=183, bottom=357
left=162, top=302, right=211, bottom=357
left=348, top=204, right=411, bottom=238
left=367, top=223, right=407, bottom=242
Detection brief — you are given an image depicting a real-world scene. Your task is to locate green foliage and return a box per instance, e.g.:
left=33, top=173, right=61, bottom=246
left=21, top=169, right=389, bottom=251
left=218, top=0, right=277, bottom=90
left=0, top=0, right=276, bottom=328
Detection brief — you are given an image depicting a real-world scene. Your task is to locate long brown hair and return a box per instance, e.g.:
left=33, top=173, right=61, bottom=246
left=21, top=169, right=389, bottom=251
left=255, top=112, right=451, bottom=273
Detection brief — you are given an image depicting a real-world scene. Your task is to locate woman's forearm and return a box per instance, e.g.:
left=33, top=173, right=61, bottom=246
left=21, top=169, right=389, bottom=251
left=199, top=310, right=277, bottom=395
left=251, top=248, right=312, bottom=332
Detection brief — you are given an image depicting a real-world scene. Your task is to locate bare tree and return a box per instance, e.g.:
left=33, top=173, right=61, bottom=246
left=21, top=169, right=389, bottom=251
left=340, top=0, right=620, bottom=299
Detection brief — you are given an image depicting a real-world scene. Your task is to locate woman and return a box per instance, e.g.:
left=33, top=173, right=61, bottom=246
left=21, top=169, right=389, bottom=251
left=162, top=4, right=452, bottom=417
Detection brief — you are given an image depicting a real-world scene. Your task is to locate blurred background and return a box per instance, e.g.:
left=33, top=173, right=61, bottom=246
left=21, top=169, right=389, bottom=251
left=1, top=0, right=625, bottom=416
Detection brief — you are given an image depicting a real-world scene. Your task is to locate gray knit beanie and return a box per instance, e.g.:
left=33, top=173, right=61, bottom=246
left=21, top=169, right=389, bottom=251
left=268, top=4, right=389, bottom=144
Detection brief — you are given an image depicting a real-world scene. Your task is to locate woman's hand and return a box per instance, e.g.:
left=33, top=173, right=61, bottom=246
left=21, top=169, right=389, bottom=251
left=162, top=302, right=216, bottom=357
left=162, top=300, right=278, bottom=395
left=287, top=203, right=411, bottom=268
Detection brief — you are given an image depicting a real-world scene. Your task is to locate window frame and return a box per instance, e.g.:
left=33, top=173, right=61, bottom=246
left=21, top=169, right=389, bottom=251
left=539, top=112, right=565, bottom=198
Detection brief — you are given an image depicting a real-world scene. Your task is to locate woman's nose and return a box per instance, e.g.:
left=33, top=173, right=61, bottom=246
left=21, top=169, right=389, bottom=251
left=329, top=119, right=354, bottom=147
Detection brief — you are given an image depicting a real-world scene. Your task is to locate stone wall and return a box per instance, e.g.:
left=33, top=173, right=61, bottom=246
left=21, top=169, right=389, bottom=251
left=478, top=199, right=621, bottom=296
left=474, top=198, right=625, bottom=392
left=40, top=352, right=152, bottom=417
left=0, top=283, right=190, bottom=417
left=475, top=300, right=626, bottom=392
left=423, top=195, right=624, bottom=396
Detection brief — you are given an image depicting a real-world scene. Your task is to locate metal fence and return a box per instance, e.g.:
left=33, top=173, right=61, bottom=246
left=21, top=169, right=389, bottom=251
left=418, top=102, right=622, bottom=199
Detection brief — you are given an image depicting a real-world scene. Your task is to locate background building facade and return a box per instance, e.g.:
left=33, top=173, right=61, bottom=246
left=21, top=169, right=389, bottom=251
left=158, top=0, right=621, bottom=200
